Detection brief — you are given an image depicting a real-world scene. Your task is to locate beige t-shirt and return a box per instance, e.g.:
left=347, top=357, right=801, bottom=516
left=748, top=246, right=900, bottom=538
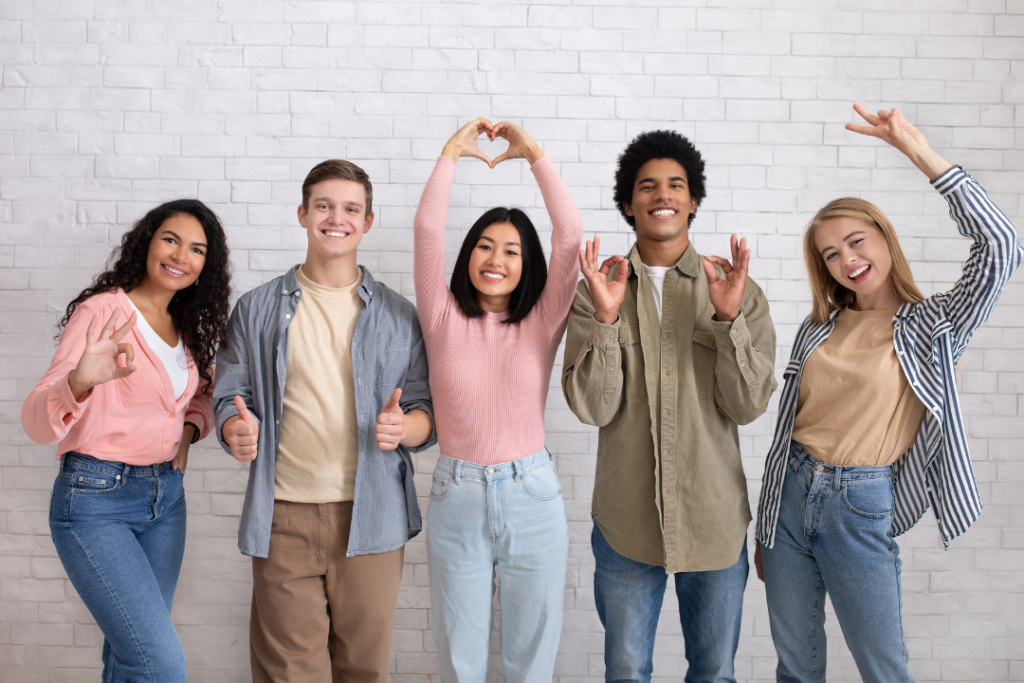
left=792, top=307, right=927, bottom=468
left=274, top=267, right=364, bottom=503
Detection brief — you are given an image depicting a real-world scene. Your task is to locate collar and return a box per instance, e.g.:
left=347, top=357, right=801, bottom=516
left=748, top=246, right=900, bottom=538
left=626, top=241, right=704, bottom=280
left=281, top=264, right=376, bottom=303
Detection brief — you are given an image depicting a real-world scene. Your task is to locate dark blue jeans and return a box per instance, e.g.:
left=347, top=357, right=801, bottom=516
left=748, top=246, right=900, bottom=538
left=49, top=452, right=188, bottom=683
left=592, top=523, right=748, bottom=683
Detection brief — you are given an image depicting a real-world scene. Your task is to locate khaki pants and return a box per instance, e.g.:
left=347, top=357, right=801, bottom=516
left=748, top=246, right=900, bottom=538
left=250, top=500, right=404, bottom=683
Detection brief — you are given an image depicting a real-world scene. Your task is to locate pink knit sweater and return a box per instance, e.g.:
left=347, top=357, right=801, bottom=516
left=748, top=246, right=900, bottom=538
left=414, top=156, right=583, bottom=465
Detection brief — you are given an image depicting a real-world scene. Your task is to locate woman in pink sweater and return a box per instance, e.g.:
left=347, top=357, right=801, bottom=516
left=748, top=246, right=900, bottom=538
left=21, top=199, right=231, bottom=683
left=415, top=119, right=583, bottom=681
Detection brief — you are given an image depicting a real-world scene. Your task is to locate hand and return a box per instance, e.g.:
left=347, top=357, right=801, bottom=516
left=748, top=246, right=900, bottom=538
left=754, top=540, right=764, bottom=583
left=441, top=117, right=494, bottom=166
left=223, top=395, right=258, bottom=462
left=846, top=103, right=951, bottom=180
left=171, top=424, right=194, bottom=472
left=702, top=234, right=749, bottom=323
left=578, top=236, right=629, bottom=326
left=67, top=309, right=138, bottom=401
left=376, top=388, right=405, bottom=451
left=490, top=121, right=543, bottom=167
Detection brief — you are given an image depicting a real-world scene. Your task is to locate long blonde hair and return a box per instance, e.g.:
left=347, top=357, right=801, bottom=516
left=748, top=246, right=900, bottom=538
left=803, top=197, right=925, bottom=323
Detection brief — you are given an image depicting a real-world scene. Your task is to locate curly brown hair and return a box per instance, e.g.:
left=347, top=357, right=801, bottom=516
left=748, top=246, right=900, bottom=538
left=58, top=199, right=232, bottom=395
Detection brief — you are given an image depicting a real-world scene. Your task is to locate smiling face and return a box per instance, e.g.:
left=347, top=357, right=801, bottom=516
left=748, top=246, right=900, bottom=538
left=298, top=178, right=374, bottom=267
left=467, top=221, right=523, bottom=313
left=143, top=213, right=207, bottom=293
left=814, top=215, right=898, bottom=309
left=624, top=158, right=699, bottom=245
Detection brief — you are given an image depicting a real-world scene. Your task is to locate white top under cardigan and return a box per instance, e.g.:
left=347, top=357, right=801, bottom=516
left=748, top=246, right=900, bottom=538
left=128, top=300, right=189, bottom=400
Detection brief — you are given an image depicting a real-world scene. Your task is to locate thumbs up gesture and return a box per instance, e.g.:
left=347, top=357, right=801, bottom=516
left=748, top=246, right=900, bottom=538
left=376, top=388, right=405, bottom=451
left=224, top=395, right=259, bottom=462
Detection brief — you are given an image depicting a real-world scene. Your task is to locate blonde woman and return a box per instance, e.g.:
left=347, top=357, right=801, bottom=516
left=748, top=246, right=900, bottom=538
left=755, top=104, right=1022, bottom=682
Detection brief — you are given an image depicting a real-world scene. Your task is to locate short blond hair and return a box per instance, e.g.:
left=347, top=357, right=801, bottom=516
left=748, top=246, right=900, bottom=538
left=803, top=197, right=925, bottom=323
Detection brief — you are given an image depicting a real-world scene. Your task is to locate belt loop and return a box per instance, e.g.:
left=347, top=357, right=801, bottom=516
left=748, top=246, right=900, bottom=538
left=832, top=465, right=842, bottom=491
left=120, top=462, right=130, bottom=486
left=453, top=460, right=462, bottom=485
left=513, top=460, right=523, bottom=482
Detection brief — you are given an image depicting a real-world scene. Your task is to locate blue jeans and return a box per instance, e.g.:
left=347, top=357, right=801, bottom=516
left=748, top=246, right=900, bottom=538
left=426, top=449, right=568, bottom=683
left=49, top=452, right=188, bottom=683
left=592, top=523, right=748, bottom=683
left=760, top=441, right=914, bottom=683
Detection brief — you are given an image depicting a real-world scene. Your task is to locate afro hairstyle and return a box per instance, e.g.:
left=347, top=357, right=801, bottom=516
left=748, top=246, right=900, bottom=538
left=613, top=130, right=706, bottom=230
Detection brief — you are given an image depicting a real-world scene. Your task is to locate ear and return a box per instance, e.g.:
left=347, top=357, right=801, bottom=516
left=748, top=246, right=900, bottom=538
left=623, top=202, right=634, bottom=217
left=297, top=204, right=308, bottom=228
left=362, top=211, right=375, bottom=233
left=688, top=198, right=698, bottom=215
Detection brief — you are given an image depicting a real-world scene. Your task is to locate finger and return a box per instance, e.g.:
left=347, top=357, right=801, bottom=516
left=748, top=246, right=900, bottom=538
left=377, top=439, right=399, bottom=451
left=852, top=102, right=881, bottom=126
left=578, top=249, right=591, bottom=276
left=110, top=311, right=137, bottom=342
left=382, top=388, right=402, bottom=413
left=598, top=255, right=621, bottom=277
left=730, top=234, right=739, bottom=262
left=736, top=247, right=751, bottom=280
left=593, top=236, right=601, bottom=265
left=845, top=123, right=884, bottom=138
left=85, top=314, right=99, bottom=344
left=118, top=342, right=136, bottom=368
left=112, top=365, right=137, bottom=380
left=234, top=395, right=255, bottom=424
left=99, top=309, right=120, bottom=341
left=377, top=412, right=404, bottom=426
left=704, top=255, right=733, bottom=275
left=889, top=107, right=903, bottom=137
left=877, top=109, right=891, bottom=121
left=490, top=151, right=511, bottom=167
left=615, top=258, right=629, bottom=284
left=702, top=258, right=719, bottom=287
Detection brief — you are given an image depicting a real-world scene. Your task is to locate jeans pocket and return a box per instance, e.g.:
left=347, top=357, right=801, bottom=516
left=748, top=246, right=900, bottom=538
left=429, top=472, right=452, bottom=502
left=522, top=462, right=562, bottom=501
left=842, top=477, right=894, bottom=518
left=70, top=469, right=121, bottom=495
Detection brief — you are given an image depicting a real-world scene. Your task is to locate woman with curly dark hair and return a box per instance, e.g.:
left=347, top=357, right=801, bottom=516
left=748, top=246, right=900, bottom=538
left=21, top=199, right=231, bottom=683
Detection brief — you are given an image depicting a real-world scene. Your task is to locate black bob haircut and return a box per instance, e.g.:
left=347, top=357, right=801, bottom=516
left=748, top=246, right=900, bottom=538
left=613, top=130, right=707, bottom=230
left=450, top=207, right=547, bottom=325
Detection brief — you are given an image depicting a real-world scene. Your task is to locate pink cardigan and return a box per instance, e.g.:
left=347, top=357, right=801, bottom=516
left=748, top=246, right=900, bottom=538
left=414, top=156, right=583, bottom=465
left=21, top=289, right=213, bottom=465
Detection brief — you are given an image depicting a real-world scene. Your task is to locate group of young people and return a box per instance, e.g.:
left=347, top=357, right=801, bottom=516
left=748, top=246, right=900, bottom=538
left=21, top=103, right=1021, bottom=683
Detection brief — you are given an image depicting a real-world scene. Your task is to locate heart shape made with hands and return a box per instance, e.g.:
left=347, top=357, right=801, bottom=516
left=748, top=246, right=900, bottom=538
left=475, top=134, right=510, bottom=168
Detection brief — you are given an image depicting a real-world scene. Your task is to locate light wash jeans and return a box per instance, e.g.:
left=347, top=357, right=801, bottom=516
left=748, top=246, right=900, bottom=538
left=426, top=448, right=568, bottom=683
left=49, top=452, right=187, bottom=683
left=592, top=523, right=748, bottom=683
left=761, top=441, right=915, bottom=683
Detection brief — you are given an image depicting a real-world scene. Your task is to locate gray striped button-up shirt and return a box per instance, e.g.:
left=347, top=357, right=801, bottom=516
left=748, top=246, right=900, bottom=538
left=214, top=265, right=435, bottom=558
left=757, top=166, right=1022, bottom=549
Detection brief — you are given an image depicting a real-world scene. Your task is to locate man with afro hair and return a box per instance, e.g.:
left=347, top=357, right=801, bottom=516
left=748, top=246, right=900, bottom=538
left=562, top=130, right=777, bottom=682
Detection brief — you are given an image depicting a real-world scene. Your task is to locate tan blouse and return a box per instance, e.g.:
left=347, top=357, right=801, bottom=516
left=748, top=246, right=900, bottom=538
left=792, top=307, right=927, bottom=467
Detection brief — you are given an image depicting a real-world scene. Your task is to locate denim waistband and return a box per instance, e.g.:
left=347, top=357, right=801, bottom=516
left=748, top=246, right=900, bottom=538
left=435, top=447, right=551, bottom=482
left=788, top=441, right=892, bottom=481
left=61, top=451, right=173, bottom=478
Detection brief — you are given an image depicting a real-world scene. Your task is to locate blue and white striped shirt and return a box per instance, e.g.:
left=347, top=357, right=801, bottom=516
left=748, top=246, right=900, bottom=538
left=757, top=166, right=1023, bottom=549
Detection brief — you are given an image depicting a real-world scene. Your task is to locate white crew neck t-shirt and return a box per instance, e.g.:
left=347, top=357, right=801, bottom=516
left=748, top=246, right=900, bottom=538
left=128, top=299, right=189, bottom=399
left=641, top=263, right=670, bottom=325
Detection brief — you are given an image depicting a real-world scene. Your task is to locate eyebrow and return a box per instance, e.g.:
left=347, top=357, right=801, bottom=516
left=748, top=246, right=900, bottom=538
left=312, top=197, right=363, bottom=208
left=819, top=230, right=866, bottom=256
left=479, top=235, right=521, bottom=247
left=162, top=229, right=207, bottom=249
left=637, top=176, right=687, bottom=185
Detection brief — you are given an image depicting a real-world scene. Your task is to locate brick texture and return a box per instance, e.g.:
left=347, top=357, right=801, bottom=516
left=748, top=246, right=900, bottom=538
left=1, top=1, right=1022, bottom=682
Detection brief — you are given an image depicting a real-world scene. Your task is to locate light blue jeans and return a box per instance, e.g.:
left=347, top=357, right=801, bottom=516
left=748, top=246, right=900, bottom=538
left=592, top=523, right=748, bottom=683
left=426, top=448, right=568, bottom=683
left=761, top=441, right=915, bottom=683
left=49, top=452, right=187, bottom=683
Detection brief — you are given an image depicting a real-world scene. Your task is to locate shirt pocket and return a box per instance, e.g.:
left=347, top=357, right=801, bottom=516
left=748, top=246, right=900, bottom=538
left=692, top=326, right=718, bottom=403
left=375, top=345, right=410, bottom=387
left=621, top=324, right=646, bottom=396
left=114, top=363, right=157, bottom=407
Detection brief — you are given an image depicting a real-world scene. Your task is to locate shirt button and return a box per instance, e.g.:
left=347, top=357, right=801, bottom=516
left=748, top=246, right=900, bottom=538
left=740, top=361, right=748, bottom=368
left=285, top=314, right=291, bottom=319
left=165, top=438, right=170, bottom=443
left=275, top=420, right=280, bottom=425
left=619, top=338, right=625, bottom=345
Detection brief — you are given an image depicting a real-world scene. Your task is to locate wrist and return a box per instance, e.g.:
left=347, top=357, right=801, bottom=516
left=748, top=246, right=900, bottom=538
left=525, top=144, right=544, bottom=166
left=441, top=143, right=461, bottom=164
left=67, top=371, right=91, bottom=401
left=593, top=310, right=619, bottom=325
left=907, top=146, right=952, bottom=181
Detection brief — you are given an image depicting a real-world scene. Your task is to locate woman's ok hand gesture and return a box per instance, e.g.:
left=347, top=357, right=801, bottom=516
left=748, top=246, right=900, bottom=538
left=579, top=236, right=629, bottom=326
left=68, top=309, right=138, bottom=401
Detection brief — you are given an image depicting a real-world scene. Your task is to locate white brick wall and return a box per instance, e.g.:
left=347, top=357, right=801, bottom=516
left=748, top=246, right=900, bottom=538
left=1, top=1, right=1022, bottom=681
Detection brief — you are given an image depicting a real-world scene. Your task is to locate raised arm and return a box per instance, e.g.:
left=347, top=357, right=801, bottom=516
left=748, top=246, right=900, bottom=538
left=847, top=103, right=1023, bottom=355
left=413, top=118, right=495, bottom=330
left=21, top=300, right=137, bottom=445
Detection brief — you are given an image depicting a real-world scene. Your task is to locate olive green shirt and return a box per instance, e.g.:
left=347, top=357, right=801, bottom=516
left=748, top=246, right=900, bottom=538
left=561, top=243, right=777, bottom=572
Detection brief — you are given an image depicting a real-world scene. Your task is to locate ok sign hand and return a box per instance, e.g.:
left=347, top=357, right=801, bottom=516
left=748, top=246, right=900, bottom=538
left=579, top=236, right=629, bottom=326
left=68, top=309, right=138, bottom=400
left=702, top=234, right=750, bottom=323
